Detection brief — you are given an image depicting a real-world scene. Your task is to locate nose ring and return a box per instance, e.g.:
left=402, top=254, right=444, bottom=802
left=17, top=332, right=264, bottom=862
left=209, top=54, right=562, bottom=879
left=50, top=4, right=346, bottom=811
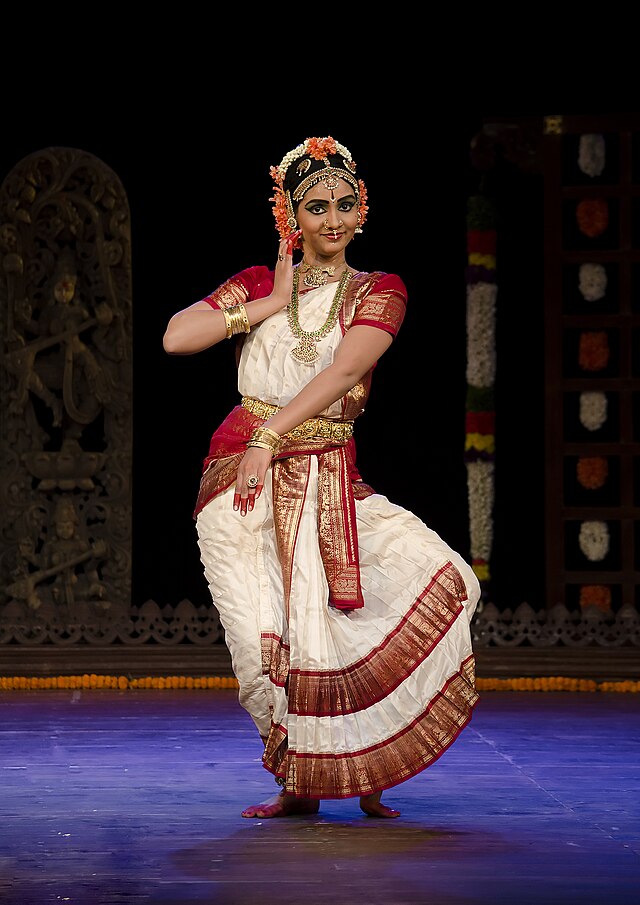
left=323, top=218, right=344, bottom=230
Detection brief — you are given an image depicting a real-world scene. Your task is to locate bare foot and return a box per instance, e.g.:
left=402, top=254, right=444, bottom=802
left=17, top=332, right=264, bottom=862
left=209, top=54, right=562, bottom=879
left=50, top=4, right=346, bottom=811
left=241, top=791, right=320, bottom=819
left=360, top=791, right=400, bottom=818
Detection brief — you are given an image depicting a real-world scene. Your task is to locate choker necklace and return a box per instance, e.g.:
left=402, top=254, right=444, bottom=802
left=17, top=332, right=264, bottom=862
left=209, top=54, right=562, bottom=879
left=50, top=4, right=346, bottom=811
left=299, top=260, right=346, bottom=289
left=288, top=268, right=352, bottom=363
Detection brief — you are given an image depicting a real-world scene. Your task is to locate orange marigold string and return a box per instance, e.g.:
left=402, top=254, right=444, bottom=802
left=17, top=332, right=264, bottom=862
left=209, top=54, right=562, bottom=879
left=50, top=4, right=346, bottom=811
left=576, top=198, right=609, bottom=238
left=577, top=455, right=608, bottom=489
left=1, top=675, right=639, bottom=692
left=578, top=331, right=609, bottom=371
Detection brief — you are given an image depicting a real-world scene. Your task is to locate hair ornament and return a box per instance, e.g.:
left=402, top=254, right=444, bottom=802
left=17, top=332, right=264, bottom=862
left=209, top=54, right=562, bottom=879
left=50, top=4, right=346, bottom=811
left=269, top=136, right=369, bottom=242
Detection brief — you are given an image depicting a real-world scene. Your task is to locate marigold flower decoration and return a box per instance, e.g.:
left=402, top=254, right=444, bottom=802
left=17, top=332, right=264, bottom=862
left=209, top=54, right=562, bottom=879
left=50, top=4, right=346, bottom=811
left=579, top=584, right=612, bottom=613
left=577, top=455, right=608, bottom=490
left=269, top=137, right=368, bottom=244
left=579, top=330, right=609, bottom=371
left=2, top=673, right=639, bottom=693
left=576, top=198, right=609, bottom=238
left=465, top=191, right=497, bottom=587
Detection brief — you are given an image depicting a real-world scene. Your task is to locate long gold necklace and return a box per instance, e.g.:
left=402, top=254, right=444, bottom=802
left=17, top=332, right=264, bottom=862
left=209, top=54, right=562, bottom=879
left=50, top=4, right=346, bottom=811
left=288, top=267, right=352, bottom=363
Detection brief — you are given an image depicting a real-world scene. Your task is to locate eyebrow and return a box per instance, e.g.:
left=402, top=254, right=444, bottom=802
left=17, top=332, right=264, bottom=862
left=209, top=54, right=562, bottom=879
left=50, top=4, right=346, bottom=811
left=304, top=193, right=357, bottom=205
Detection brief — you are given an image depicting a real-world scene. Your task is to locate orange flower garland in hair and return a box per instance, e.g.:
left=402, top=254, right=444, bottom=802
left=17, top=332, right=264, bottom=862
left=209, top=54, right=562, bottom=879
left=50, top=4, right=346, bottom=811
left=576, top=198, right=609, bottom=238
left=269, top=169, right=290, bottom=239
left=306, top=136, right=338, bottom=159
left=579, top=331, right=609, bottom=371
left=269, top=137, right=368, bottom=242
left=577, top=455, right=608, bottom=489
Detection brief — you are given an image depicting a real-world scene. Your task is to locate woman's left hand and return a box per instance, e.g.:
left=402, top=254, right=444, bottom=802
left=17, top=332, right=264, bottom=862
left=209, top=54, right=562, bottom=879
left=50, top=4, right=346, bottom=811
left=234, top=447, right=273, bottom=516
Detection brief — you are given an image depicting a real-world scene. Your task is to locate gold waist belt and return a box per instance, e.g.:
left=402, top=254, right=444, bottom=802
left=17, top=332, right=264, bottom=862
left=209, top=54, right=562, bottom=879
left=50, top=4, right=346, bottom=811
left=241, top=396, right=354, bottom=443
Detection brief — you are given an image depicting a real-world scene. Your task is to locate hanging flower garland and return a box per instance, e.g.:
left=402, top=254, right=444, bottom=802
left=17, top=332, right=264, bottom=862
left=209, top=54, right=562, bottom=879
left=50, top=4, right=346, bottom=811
left=465, top=193, right=497, bottom=586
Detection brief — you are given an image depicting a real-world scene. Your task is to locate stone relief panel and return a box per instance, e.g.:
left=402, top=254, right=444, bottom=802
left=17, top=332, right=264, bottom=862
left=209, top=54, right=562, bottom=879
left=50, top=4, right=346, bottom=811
left=0, top=147, right=132, bottom=643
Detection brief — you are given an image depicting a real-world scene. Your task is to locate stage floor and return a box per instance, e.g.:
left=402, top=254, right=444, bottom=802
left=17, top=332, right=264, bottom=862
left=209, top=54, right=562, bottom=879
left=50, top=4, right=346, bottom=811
left=0, top=689, right=638, bottom=905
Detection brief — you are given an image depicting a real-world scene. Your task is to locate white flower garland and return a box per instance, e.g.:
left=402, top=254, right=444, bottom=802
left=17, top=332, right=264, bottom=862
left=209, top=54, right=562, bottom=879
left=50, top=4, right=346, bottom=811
left=578, top=263, right=607, bottom=302
left=276, top=139, right=353, bottom=178
left=466, top=282, right=497, bottom=387
left=579, top=391, right=608, bottom=431
left=578, top=521, right=609, bottom=561
left=466, top=460, right=495, bottom=561
left=578, top=134, right=605, bottom=178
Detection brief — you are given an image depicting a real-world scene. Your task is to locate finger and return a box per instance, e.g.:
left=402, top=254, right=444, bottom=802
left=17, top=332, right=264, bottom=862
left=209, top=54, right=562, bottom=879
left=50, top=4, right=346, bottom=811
left=286, top=229, right=303, bottom=254
left=233, top=491, right=241, bottom=512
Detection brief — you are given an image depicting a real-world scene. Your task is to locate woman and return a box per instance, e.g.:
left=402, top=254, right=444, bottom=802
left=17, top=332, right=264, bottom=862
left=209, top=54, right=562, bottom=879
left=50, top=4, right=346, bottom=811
left=163, top=136, right=481, bottom=819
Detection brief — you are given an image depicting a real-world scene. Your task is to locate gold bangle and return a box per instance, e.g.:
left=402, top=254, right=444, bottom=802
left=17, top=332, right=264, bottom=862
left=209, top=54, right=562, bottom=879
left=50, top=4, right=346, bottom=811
left=253, top=426, right=281, bottom=443
left=225, top=303, right=251, bottom=337
left=236, top=302, right=250, bottom=334
left=247, top=425, right=282, bottom=455
left=222, top=308, right=233, bottom=340
left=246, top=439, right=277, bottom=453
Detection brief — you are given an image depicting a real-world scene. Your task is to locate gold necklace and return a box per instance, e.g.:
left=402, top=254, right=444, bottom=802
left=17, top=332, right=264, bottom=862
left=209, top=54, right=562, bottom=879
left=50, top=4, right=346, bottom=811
left=299, top=259, right=346, bottom=288
left=288, top=268, right=352, bottom=363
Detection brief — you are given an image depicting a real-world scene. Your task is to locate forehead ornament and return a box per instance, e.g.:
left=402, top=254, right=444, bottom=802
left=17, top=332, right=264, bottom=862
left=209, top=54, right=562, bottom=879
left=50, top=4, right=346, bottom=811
left=269, top=136, right=369, bottom=242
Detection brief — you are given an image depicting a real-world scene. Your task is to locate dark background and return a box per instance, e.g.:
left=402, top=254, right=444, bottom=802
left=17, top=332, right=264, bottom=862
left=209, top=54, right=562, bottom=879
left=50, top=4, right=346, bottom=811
left=1, top=98, right=547, bottom=611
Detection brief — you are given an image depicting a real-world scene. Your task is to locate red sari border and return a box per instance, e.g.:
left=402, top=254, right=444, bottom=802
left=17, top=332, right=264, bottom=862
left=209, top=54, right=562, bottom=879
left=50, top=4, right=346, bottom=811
left=262, top=654, right=479, bottom=799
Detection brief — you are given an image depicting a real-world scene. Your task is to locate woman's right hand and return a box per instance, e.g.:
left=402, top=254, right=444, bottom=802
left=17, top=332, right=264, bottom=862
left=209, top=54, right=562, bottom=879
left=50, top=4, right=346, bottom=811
left=272, top=229, right=302, bottom=309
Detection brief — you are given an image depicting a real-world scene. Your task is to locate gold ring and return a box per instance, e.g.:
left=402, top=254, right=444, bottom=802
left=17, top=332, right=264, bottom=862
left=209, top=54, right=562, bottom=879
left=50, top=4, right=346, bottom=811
left=278, top=254, right=284, bottom=261
left=246, top=475, right=259, bottom=489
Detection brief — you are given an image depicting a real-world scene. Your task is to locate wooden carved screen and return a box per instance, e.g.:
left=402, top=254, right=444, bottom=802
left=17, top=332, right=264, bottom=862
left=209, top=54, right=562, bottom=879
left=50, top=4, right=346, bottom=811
left=543, top=113, right=640, bottom=614
left=0, top=147, right=133, bottom=644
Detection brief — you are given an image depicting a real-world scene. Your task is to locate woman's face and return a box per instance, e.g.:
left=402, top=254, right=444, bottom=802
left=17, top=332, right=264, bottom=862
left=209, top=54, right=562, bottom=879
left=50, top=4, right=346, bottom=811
left=296, top=177, right=358, bottom=260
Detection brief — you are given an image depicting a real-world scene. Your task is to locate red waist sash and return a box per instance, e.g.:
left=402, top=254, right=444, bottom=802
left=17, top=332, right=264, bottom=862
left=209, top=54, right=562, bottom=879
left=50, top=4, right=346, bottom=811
left=193, top=405, right=375, bottom=611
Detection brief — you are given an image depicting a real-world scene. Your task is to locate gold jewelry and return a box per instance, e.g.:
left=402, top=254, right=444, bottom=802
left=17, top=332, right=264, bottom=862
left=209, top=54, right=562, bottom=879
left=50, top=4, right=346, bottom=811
left=247, top=426, right=282, bottom=455
left=246, top=475, right=259, bottom=489
left=241, top=397, right=354, bottom=443
left=323, top=218, right=344, bottom=230
left=223, top=303, right=250, bottom=338
left=288, top=268, right=351, bottom=363
left=299, top=262, right=335, bottom=288
left=222, top=307, right=233, bottom=340
left=278, top=253, right=284, bottom=261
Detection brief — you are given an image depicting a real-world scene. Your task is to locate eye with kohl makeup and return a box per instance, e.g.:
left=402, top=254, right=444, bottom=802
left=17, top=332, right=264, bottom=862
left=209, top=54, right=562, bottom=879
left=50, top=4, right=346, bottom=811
left=304, top=196, right=357, bottom=216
